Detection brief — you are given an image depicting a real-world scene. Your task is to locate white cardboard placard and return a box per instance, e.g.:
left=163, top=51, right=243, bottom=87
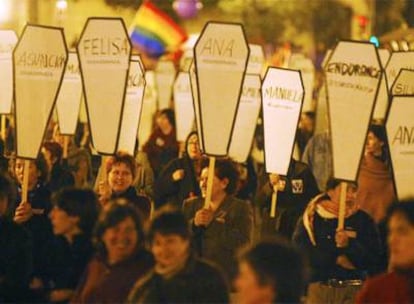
left=155, top=59, right=176, bottom=110
left=118, top=55, right=146, bottom=155
left=194, top=22, right=249, bottom=156
left=262, top=68, right=304, bottom=175
left=174, top=71, right=195, bottom=142
left=325, top=41, right=381, bottom=181
left=372, top=49, right=391, bottom=121
left=189, top=60, right=204, bottom=152
left=180, top=49, right=193, bottom=72
left=138, top=70, right=157, bottom=150
left=391, top=69, right=414, bottom=96
left=229, top=74, right=261, bottom=163
left=77, top=18, right=131, bottom=155
left=56, top=52, right=83, bottom=135
left=13, top=25, right=68, bottom=159
left=247, top=44, right=264, bottom=75
left=386, top=96, right=414, bottom=200
left=385, top=51, right=414, bottom=92
left=0, top=30, right=18, bottom=114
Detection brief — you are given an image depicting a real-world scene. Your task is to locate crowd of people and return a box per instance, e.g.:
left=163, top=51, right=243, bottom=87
left=0, top=106, right=410, bottom=304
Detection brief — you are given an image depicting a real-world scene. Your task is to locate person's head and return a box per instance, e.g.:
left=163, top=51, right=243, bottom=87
left=235, top=238, right=307, bottom=304
left=0, top=174, right=16, bottom=216
left=67, top=149, right=92, bottom=186
left=200, top=158, right=240, bottom=199
left=326, top=177, right=358, bottom=206
left=365, top=124, right=387, bottom=158
left=185, top=131, right=201, bottom=160
left=14, top=155, right=48, bottom=189
left=50, top=188, right=99, bottom=240
left=148, top=206, right=191, bottom=269
left=42, top=141, right=63, bottom=168
left=156, top=108, right=175, bottom=134
left=106, top=151, right=137, bottom=194
left=387, top=200, right=414, bottom=270
left=94, top=201, right=145, bottom=264
left=299, top=111, right=315, bottom=133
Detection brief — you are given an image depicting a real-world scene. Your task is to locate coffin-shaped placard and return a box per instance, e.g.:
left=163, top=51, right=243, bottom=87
left=386, top=96, right=414, bottom=200
left=0, top=30, right=18, bottom=114
left=385, top=51, right=414, bottom=92
left=314, top=49, right=332, bottom=134
left=189, top=60, right=204, bottom=152
left=372, top=49, right=390, bottom=121
left=246, top=44, right=264, bottom=75
left=391, top=69, right=414, bottom=96
left=229, top=74, right=261, bottom=163
left=56, top=52, right=83, bottom=135
left=174, top=71, right=195, bottom=142
left=325, top=41, right=381, bottom=181
left=155, top=59, right=176, bottom=110
left=118, top=55, right=146, bottom=155
left=13, top=25, right=68, bottom=159
left=262, top=68, right=304, bottom=175
left=288, top=53, right=315, bottom=112
left=194, top=22, right=249, bottom=156
left=77, top=18, right=131, bottom=155
left=180, top=49, right=193, bottom=72
left=138, top=70, right=157, bottom=150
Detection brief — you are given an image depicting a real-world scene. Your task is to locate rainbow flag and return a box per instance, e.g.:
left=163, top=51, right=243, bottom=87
left=130, top=1, right=188, bottom=58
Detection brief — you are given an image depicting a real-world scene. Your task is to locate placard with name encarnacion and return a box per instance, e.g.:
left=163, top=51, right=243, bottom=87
left=174, top=71, right=195, bottom=142
left=391, top=69, right=414, bottom=96
left=386, top=95, right=414, bottom=200
left=262, top=67, right=304, bottom=175
left=194, top=22, right=249, bottom=156
left=325, top=41, right=381, bottom=182
left=0, top=30, right=18, bottom=114
left=13, top=25, right=68, bottom=159
left=118, top=55, right=146, bottom=155
left=155, top=59, right=176, bottom=110
left=77, top=17, right=131, bottom=155
left=56, top=52, right=83, bottom=135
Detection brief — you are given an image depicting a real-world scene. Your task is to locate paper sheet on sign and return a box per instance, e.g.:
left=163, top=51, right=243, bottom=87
left=174, top=71, right=195, bottom=142
left=118, top=56, right=146, bottom=155
left=77, top=18, right=131, bottom=155
left=386, top=96, right=414, bottom=200
left=325, top=41, right=381, bottom=181
left=0, top=30, right=18, bottom=114
left=262, top=68, right=304, bottom=175
left=14, top=25, right=67, bottom=159
left=194, top=22, right=249, bottom=156
left=56, top=52, right=83, bottom=135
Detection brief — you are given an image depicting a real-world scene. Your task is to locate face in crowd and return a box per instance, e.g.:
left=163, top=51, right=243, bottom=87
left=108, top=162, right=134, bottom=194
left=186, top=133, right=201, bottom=160
left=388, top=210, right=414, bottom=270
left=15, top=159, right=41, bottom=190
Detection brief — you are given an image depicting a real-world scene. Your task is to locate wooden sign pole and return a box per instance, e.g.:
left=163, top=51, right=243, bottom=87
left=204, top=156, right=216, bottom=208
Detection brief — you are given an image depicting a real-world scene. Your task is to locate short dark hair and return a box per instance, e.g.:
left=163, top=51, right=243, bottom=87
left=106, top=151, right=137, bottom=180
left=52, top=188, right=99, bottom=236
left=238, top=237, right=308, bottom=303
left=148, top=206, right=190, bottom=242
left=158, top=108, right=175, bottom=128
left=386, top=199, right=414, bottom=226
left=94, top=201, right=145, bottom=256
left=202, top=158, right=240, bottom=195
left=43, top=141, right=63, bottom=163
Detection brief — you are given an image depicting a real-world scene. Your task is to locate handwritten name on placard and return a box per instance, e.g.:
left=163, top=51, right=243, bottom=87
left=241, top=85, right=260, bottom=101
left=127, top=73, right=145, bottom=88
left=16, top=52, right=66, bottom=69
left=82, top=37, right=129, bottom=56
left=264, top=86, right=303, bottom=103
left=199, top=38, right=234, bottom=57
left=392, top=126, right=414, bottom=146
left=0, top=43, right=15, bottom=54
left=393, top=83, right=414, bottom=95
left=326, top=62, right=380, bottom=78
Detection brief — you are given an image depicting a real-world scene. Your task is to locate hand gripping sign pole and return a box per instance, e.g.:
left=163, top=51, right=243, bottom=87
left=13, top=24, right=68, bottom=203
left=194, top=22, right=249, bottom=208
left=325, top=41, right=382, bottom=231
left=387, top=69, right=414, bottom=200
left=262, top=68, right=304, bottom=218
left=77, top=18, right=131, bottom=189
left=55, top=52, right=83, bottom=159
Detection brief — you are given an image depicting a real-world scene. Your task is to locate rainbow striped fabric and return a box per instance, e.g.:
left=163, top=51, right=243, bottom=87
left=129, top=1, right=188, bottom=58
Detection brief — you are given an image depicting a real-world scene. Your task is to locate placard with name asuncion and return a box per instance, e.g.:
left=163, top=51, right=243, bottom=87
left=13, top=25, right=68, bottom=159
left=325, top=41, right=381, bottom=182
left=77, top=17, right=131, bottom=155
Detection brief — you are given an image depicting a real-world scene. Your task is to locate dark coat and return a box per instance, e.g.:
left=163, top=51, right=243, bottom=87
left=127, top=255, right=229, bottom=304
left=111, top=186, right=151, bottom=220
left=47, top=162, right=75, bottom=193
left=183, top=196, right=252, bottom=281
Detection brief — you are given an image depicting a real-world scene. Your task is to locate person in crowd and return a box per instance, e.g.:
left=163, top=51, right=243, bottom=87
left=293, top=178, right=382, bottom=304
left=42, top=141, right=75, bottom=193
left=154, top=131, right=203, bottom=209
left=67, top=148, right=94, bottom=189
left=356, top=124, right=396, bottom=224
left=45, top=188, right=99, bottom=302
left=296, top=111, right=316, bottom=158
left=11, top=156, right=55, bottom=297
left=97, top=152, right=151, bottom=220
left=0, top=173, right=32, bottom=302
left=255, top=158, right=319, bottom=239
left=356, top=200, right=414, bottom=303
left=127, top=207, right=229, bottom=303
left=183, top=158, right=253, bottom=281
left=234, top=238, right=308, bottom=304
left=0, top=139, right=8, bottom=176
left=143, top=109, right=179, bottom=178
left=72, top=202, right=154, bottom=303
left=301, top=131, right=332, bottom=191
left=235, top=157, right=258, bottom=203
left=134, top=147, right=155, bottom=201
